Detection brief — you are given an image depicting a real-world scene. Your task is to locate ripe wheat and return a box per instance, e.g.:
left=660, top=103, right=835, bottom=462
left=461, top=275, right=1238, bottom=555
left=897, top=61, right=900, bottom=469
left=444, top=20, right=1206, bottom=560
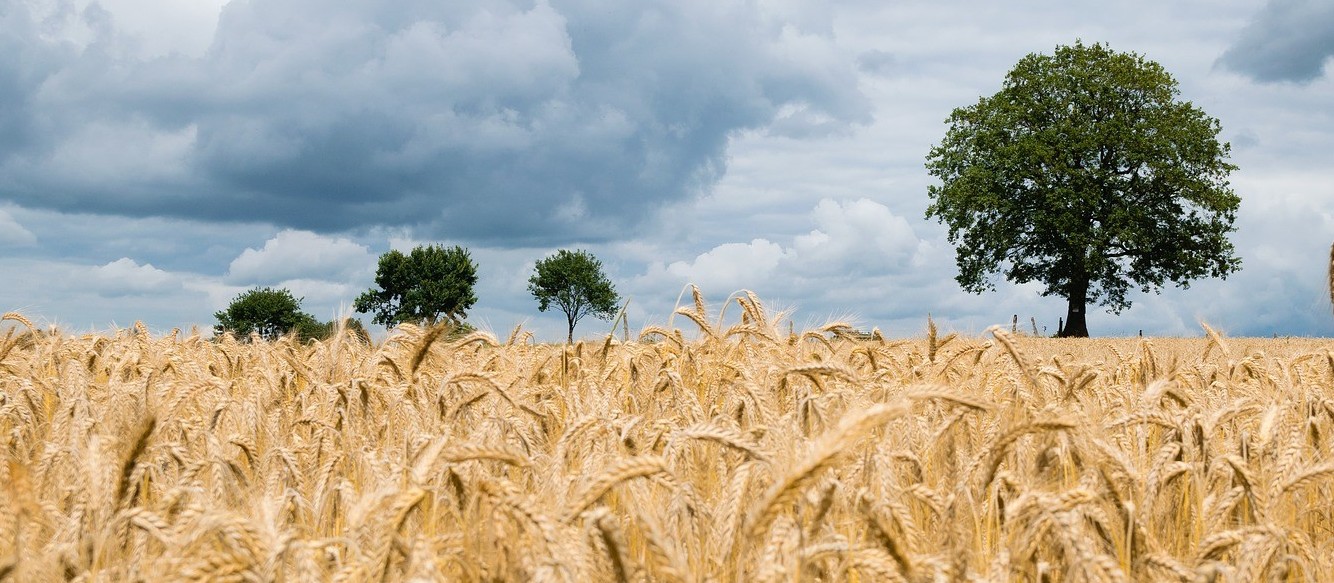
left=0, top=296, right=1332, bottom=581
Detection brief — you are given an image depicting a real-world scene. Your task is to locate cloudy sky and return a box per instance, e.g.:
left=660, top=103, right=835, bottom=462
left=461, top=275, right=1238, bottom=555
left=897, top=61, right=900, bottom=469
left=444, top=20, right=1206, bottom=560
left=2, top=0, right=1332, bottom=340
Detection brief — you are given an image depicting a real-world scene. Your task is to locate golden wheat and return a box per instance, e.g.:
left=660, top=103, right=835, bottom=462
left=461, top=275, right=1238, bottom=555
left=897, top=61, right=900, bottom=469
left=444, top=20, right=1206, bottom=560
left=0, top=294, right=1332, bottom=581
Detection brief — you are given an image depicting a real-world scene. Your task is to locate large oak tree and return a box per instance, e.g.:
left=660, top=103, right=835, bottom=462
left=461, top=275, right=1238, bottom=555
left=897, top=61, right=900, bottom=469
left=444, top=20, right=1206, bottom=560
left=926, top=42, right=1241, bottom=337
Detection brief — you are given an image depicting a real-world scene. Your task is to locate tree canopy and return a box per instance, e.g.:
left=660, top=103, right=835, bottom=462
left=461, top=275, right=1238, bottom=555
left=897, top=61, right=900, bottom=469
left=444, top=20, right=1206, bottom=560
left=214, top=287, right=319, bottom=341
left=528, top=249, right=620, bottom=343
left=293, top=317, right=372, bottom=345
left=925, top=41, right=1241, bottom=337
left=354, top=245, right=479, bottom=328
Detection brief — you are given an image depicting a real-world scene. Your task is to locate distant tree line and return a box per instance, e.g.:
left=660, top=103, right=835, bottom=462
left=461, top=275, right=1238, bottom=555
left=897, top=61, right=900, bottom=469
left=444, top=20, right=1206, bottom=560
left=213, top=245, right=619, bottom=344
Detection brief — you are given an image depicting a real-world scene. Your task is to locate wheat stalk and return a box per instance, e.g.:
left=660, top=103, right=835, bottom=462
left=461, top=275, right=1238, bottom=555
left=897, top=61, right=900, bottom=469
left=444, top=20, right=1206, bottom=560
left=670, top=423, right=768, bottom=462
left=564, top=456, right=671, bottom=523
left=115, top=416, right=156, bottom=507
left=746, top=402, right=908, bottom=541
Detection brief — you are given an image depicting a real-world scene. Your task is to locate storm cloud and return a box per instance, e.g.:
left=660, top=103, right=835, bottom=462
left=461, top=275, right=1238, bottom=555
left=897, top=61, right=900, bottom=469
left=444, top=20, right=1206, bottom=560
left=0, top=0, right=869, bottom=243
left=1218, top=0, right=1334, bottom=83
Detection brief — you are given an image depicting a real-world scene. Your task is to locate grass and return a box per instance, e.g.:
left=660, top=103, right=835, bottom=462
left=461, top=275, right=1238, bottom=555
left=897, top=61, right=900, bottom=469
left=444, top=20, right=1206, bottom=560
left=1, top=299, right=1333, bottom=581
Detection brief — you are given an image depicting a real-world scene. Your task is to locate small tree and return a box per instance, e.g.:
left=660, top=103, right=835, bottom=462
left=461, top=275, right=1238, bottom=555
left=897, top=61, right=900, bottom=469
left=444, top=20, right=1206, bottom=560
left=528, top=249, right=619, bottom=343
left=214, top=287, right=317, bottom=341
left=292, top=317, right=330, bottom=343
left=925, top=41, right=1241, bottom=337
left=354, top=245, right=478, bottom=328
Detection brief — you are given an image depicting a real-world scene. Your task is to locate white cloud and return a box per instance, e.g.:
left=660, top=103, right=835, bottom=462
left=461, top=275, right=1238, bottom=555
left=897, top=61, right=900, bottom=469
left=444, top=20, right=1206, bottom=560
left=26, top=0, right=226, bottom=58
left=272, top=279, right=364, bottom=321
left=789, top=198, right=923, bottom=275
left=0, top=257, right=218, bottom=332
left=226, top=230, right=375, bottom=285
left=656, top=238, right=787, bottom=293
left=634, top=198, right=926, bottom=297
left=89, top=258, right=178, bottom=297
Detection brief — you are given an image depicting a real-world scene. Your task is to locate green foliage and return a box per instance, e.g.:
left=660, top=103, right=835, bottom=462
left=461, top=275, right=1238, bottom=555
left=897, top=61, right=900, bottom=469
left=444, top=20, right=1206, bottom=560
left=291, top=317, right=329, bottom=343
left=354, top=245, right=479, bottom=328
left=291, top=317, right=372, bottom=344
left=925, top=41, right=1240, bottom=336
left=528, top=249, right=620, bottom=342
left=214, top=287, right=317, bottom=341
left=444, top=321, right=477, bottom=341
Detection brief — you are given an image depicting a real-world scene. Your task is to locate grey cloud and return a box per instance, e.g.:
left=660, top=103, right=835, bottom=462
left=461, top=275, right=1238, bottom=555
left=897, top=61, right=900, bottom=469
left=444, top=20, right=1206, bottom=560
left=1231, top=129, right=1260, bottom=150
left=0, top=204, right=282, bottom=274
left=0, top=208, right=37, bottom=246
left=0, top=0, right=870, bottom=245
left=0, top=6, right=63, bottom=159
left=856, top=49, right=902, bottom=77
left=1218, top=0, right=1334, bottom=83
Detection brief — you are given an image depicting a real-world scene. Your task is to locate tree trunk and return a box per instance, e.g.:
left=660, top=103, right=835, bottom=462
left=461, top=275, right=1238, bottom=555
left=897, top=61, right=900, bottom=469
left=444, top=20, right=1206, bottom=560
left=567, top=315, right=575, bottom=344
left=1059, top=279, right=1090, bottom=338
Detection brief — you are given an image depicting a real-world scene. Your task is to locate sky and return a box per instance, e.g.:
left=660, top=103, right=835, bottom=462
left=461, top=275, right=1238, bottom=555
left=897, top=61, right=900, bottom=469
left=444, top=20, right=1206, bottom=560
left=1, top=0, right=1332, bottom=340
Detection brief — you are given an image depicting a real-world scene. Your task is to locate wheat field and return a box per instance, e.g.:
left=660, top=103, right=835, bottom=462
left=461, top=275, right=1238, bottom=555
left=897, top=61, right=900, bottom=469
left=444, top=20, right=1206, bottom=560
left=1, top=291, right=1333, bottom=582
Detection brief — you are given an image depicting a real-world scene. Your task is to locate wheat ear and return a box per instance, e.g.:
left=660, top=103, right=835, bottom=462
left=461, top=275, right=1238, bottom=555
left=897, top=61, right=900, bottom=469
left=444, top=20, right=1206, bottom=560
left=746, top=402, right=908, bottom=540
left=564, top=456, right=670, bottom=523
left=116, top=416, right=156, bottom=507
left=1201, top=322, right=1230, bottom=360
left=979, top=420, right=1076, bottom=489
left=408, top=323, right=450, bottom=378
left=671, top=423, right=768, bottom=462
left=0, top=313, right=33, bottom=333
